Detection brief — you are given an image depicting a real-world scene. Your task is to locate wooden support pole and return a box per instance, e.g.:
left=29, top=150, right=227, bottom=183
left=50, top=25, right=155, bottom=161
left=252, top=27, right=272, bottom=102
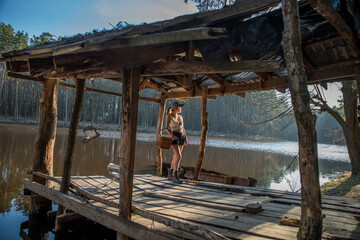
left=56, top=79, right=85, bottom=227
left=193, top=86, right=208, bottom=181
left=281, top=0, right=322, bottom=239
left=117, top=67, right=141, bottom=240
left=29, top=78, right=58, bottom=240
left=156, top=95, right=168, bottom=177
left=355, top=66, right=360, bottom=103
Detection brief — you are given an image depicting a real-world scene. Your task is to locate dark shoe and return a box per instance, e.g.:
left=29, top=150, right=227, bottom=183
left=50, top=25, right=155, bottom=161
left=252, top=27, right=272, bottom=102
left=173, top=171, right=183, bottom=184
left=168, top=169, right=173, bottom=180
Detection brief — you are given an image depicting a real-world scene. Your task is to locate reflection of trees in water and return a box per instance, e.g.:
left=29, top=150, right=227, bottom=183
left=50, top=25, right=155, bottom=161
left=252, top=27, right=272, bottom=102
left=0, top=129, right=34, bottom=213
left=1, top=124, right=351, bottom=213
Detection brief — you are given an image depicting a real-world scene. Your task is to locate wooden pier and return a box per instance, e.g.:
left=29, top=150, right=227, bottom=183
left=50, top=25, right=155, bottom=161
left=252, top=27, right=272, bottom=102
left=24, top=174, right=360, bottom=239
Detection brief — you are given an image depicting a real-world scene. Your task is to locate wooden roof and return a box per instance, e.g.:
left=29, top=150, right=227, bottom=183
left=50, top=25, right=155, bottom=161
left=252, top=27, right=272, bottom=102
left=1, top=0, right=359, bottom=100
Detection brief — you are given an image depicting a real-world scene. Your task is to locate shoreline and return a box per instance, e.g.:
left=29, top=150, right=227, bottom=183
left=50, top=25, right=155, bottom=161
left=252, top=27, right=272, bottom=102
left=321, top=172, right=360, bottom=200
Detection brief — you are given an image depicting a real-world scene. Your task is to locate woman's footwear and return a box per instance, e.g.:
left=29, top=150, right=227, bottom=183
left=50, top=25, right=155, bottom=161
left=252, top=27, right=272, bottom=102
left=168, top=169, right=173, bottom=180
left=173, top=171, right=183, bottom=184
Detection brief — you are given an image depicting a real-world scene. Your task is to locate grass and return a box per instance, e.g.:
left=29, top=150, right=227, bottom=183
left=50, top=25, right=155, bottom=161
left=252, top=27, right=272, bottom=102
left=321, top=172, right=360, bottom=200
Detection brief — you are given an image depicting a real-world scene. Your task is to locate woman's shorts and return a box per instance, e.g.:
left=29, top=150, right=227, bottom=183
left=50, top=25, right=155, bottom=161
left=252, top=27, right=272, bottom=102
left=171, top=131, right=186, bottom=146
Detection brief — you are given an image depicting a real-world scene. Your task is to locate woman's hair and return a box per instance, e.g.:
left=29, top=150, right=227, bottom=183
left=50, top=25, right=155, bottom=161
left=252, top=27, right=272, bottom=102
left=167, top=107, right=173, bottom=115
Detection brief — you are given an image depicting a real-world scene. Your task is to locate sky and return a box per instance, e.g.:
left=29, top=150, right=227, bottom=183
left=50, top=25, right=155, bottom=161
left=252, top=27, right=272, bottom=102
left=0, top=0, right=342, bottom=106
left=0, top=0, right=198, bottom=38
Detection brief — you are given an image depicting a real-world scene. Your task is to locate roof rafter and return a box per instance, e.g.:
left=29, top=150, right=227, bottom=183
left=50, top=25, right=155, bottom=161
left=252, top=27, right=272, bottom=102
left=307, top=0, right=359, bottom=53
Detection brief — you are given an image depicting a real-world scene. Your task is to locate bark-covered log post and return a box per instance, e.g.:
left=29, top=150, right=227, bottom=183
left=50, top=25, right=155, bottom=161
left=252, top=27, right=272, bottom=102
left=117, top=67, right=140, bottom=240
left=342, top=80, right=360, bottom=175
left=56, top=79, right=86, bottom=230
left=156, top=95, right=167, bottom=177
left=355, top=66, right=360, bottom=103
left=281, top=0, right=322, bottom=239
left=193, top=86, right=208, bottom=181
left=29, top=78, right=58, bottom=239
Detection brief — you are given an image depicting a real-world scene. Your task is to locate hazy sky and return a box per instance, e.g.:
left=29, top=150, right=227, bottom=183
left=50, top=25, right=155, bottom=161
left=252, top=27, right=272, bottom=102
left=0, top=0, right=342, bottom=106
left=0, top=0, right=198, bottom=38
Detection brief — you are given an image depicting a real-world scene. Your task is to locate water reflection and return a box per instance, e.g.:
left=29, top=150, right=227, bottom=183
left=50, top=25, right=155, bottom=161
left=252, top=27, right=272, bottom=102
left=0, top=123, right=351, bottom=239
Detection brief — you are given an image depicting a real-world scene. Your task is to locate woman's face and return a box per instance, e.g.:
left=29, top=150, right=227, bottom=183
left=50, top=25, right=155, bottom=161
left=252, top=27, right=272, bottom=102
left=176, top=107, right=182, bottom=113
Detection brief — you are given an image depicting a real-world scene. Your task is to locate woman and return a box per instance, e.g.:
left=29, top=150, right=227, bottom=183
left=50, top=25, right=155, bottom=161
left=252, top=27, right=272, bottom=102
left=165, top=101, right=188, bottom=183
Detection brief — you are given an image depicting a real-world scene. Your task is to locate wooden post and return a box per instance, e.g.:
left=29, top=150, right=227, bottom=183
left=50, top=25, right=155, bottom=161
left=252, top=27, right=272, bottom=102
left=56, top=79, right=85, bottom=224
left=117, top=67, right=140, bottom=240
left=281, top=0, right=322, bottom=239
left=29, top=78, right=58, bottom=239
left=156, top=95, right=167, bottom=177
left=355, top=66, right=360, bottom=103
left=193, top=86, right=208, bottom=181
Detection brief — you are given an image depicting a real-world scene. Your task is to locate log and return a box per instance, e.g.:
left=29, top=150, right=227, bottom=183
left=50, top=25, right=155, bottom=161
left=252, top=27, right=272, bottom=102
left=30, top=78, right=58, bottom=238
left=355, top=66, right=360, bottom=104
left=142, top=60, right=281, bottom=76
left=24, top=180, right=172, bottom=240
left=245, top=203, right=262, bottom=214
left=57, top=79, right=85, bottom=230
left=132, top=206, right=230, bottom=240
left=193, top=87, right=209, bottom=181
left=118, top=67, right=141, bottom=240
left=281, top=0, right=322, bottom=239
left=156, top=96, right=168, bottom=177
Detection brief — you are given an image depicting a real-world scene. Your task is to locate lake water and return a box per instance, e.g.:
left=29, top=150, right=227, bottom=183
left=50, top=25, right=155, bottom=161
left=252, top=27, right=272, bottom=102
left=0, top=123, right=351, bottom=239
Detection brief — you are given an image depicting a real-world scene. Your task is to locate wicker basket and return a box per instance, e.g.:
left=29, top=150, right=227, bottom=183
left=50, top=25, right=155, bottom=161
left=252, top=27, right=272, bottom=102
left=157, top=135, right=172, bottom=149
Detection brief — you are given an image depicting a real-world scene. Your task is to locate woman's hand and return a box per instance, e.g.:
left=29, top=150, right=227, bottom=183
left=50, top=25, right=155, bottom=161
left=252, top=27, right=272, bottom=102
left=185, top=137, right=188, bottom=146
left=171, top=135, right=179, bottom=140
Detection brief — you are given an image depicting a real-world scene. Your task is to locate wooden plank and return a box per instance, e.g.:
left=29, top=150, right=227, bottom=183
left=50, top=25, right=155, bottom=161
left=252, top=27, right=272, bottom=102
left=133, top=205, right=230, bottom=240
left=142, top=60, right=281, bottom=76
left=24, top=179, right=174, bottom=240
left=7, top=72, right=42, bottom=82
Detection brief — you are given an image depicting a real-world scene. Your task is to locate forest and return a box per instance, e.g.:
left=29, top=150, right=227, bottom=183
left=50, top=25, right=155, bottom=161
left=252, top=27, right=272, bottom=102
left=0, top=22, right=344, bottom=145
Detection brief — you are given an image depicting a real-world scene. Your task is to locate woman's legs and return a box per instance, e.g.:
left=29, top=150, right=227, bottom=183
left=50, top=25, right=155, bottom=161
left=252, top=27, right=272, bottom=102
left=171, top=145, right=182, bottom=171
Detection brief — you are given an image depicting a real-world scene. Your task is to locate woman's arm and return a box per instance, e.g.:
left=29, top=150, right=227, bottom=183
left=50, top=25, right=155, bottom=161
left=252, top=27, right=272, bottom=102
left=180, top=116, right=188, bottom=146
left=165, top=115, right=178, bottom=140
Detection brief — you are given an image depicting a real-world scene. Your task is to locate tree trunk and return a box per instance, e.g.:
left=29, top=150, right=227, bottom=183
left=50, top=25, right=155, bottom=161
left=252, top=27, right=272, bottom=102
left=342, top=80, right=360, bottom=175
left=29, top=78, right=58, bottom=240
left=281, top=0, right=322, bottom=239
left=117, top=67, right=140, bottom=240
left=156, top=96, right=167, bottom=177
left=193, top=86, right=209, bottom=181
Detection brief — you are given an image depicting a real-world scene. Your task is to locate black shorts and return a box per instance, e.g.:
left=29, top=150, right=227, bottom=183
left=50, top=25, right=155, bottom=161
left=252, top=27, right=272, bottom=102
left=171, top=131, right=186, bottom=146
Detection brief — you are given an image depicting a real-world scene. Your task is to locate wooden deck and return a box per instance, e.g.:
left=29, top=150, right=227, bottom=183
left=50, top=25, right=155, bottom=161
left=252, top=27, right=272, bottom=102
left=24, top=175, right=360, bottom=239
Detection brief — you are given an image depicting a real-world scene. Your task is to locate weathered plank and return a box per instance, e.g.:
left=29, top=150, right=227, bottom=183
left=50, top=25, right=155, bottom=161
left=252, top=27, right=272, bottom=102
left=142, top=60, right=281, bottom=76
left=24, top=179, right=174, bottom=240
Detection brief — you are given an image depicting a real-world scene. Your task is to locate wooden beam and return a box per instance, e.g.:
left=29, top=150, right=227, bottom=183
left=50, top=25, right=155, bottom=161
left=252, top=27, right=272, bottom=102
left=307, top=0, right=359, bottom=53
left=139, top=78, right=149, bottom=93
left=184, top=41, right=196, bottom=87
left=156, top=96, right=167, bottom=177
left=118, top=67, right=141, bottom=240
left=193, top=86, right=209, bottom=181
left=56, top=27, right=227, bottom=56
left=7, top=72, right=43, bottom=82
left=282, top=0, right=322, bottom=239
left=23, top=180, right=171, bottom=240
left=56, top=79, right=85, bottom=230
left=142, top=60, right=281, bottom=76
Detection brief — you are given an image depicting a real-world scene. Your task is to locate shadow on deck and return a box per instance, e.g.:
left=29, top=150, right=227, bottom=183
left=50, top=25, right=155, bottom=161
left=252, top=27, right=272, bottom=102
left=24, top=175, right=360, bottom=239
